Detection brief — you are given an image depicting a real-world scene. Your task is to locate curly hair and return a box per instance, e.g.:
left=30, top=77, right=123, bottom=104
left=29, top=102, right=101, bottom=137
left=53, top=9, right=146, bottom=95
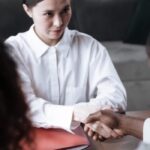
left=0, top=41, right=33, bottom=150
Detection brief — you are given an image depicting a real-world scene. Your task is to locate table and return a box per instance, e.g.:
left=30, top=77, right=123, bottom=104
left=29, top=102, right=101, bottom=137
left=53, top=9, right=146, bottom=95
left=30, top=111, right=149, bottom=150
left=88, top=136, right=140, bottom=150
left=87, top=110, right=150, bottom=150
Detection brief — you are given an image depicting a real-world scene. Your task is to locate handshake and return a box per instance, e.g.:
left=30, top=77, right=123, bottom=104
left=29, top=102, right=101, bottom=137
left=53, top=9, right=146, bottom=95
left=73, top=103, right=125, bottom=141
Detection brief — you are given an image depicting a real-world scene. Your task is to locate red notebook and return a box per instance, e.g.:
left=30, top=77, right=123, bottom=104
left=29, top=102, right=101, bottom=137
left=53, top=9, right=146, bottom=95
left=23, top=126, right=89, bottom=150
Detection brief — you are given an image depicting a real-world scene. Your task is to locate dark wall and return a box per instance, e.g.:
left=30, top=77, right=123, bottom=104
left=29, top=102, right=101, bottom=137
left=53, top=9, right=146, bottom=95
left=0, top=0, right=32, bottom=40
left=0, top=0, right=137, bottom=41
left=69, top=0, right=138, bottom=41
left=0, top=0, right=150, bottom=44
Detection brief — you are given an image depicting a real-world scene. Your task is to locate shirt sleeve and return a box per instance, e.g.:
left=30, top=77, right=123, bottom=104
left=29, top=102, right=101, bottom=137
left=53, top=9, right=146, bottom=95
left=19, top=65, right=74, bottom=131
left=88, top=41, right=127, bottom=112
left=143, top=118, right=150, bottom=144
left=6, top=41, right=74, bottom=131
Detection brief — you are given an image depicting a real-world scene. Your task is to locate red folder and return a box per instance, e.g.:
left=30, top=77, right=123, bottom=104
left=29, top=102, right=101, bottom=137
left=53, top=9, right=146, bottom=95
left=23, top=126, right=89, bottom=150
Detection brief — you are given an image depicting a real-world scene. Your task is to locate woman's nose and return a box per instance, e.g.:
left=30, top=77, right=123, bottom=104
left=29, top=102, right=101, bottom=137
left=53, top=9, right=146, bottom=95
left=53, top=15, right=63, bottom=27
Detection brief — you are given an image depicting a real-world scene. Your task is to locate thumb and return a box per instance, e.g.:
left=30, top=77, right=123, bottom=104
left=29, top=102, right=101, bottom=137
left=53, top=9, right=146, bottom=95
left=85, top=112, right=101, bottom=123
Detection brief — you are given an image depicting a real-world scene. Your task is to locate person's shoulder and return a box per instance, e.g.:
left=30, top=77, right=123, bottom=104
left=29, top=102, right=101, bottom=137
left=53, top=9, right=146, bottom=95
left=67, top=29, right=107, bottom=56
left=68, top=29, right=105, bottom=49
left=5, top=27, right=31, bottom=52
left=5, top=25, right=33, bottom=45
left=69, top=29, right=95, bottom=41
left=6, top=30, right=28, bottom=43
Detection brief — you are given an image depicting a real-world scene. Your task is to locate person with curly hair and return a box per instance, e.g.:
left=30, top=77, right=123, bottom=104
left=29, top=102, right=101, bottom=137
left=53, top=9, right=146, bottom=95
left=0, top=41, right=32, bottom=150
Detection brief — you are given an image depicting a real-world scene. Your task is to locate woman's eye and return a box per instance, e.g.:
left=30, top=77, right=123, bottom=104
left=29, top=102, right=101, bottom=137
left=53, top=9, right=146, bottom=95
left=44, top=12, right=53, bottom=17
left=47, top=12, right=53, bottom=16
left=61, top=7, right=70, bottom=14
left=64, top=8, right=69, bottom=13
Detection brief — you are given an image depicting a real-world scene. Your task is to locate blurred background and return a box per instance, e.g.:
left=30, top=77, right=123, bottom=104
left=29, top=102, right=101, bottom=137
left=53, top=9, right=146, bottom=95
left=1, top=0, right=150, bottom=111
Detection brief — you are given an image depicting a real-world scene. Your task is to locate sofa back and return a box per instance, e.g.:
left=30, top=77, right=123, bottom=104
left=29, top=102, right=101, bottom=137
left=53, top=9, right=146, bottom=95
left=69, top=0, right=138, bottom=41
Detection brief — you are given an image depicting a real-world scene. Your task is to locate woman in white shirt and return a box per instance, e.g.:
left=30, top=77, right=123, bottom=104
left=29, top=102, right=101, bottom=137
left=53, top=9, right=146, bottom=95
left=6, top=0, right=126, bottom=140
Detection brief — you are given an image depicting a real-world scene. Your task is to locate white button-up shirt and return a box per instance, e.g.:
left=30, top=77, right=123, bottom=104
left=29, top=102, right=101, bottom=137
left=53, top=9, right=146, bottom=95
left=143, top=118, right=150, bottom=144
left=6, top=25, right=126, bottom=131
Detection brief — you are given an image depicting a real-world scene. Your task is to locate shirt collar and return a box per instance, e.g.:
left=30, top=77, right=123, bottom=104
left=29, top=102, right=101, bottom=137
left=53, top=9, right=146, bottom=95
left=55, top=27, right=72, bottom=58
left=27, top=25, right=72, bottom=58
left=28, top=25, right=49, bottom=58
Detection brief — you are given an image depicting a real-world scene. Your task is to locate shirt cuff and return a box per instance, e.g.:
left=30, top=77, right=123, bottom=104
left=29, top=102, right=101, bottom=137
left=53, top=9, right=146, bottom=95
left=143, top=118, right=150, bottom=144
left=44, top=104, right=74, bottom=132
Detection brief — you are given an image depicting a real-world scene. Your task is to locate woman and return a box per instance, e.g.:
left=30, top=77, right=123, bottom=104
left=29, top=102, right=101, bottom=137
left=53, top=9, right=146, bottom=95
left=5, top=0, right=126, bottom=140
left=0, top=41, right=32, bottom=150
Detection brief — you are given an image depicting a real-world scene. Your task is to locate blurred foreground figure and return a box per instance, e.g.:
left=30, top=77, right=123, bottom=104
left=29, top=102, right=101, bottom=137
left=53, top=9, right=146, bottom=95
left=0, top=41, right=32, bottom=150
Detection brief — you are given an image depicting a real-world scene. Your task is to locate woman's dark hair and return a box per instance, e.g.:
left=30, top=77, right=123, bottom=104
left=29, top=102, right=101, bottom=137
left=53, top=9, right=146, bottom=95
left=22, top=0, right=44, bottom=7
left=0, top=41, right=32, bottom=150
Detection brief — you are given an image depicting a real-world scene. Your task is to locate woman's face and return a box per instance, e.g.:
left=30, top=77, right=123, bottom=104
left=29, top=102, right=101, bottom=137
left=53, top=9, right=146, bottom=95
left=23, top=0, right=72, bottom=45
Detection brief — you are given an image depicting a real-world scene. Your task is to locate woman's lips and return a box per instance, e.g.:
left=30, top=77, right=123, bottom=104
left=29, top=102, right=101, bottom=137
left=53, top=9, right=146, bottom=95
left=51, top=29, right=62, bottom=33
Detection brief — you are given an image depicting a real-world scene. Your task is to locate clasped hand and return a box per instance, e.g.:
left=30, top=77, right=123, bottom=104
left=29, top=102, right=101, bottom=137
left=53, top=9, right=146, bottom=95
left=73, top=103, right=124, bottom=141
left=85, top=110, right=125, bottom=141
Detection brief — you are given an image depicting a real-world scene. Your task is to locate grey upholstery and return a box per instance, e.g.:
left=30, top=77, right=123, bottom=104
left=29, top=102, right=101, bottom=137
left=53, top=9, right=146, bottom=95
left=102, top=42, right=150, bottom=111
left=70, top=0, right=150, bottom=110
left=70, top=0, right=138, bottom=41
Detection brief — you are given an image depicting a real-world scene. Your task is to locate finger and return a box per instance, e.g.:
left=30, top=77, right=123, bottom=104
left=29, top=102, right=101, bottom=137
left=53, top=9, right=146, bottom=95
left=99, top=135, right=106, bottom=141
left=92, top=132, right=99, bottom=141
left=87, top=121, right=101, bottom=133
left=84, top=125, right=94, bottom=137
left=100, top=123, right=113, bottom=138
left=110, top=130, right=119, bottom=138
left=90, top=122, right=112, bottom=139
left=84, top=124, right=89, bottom=132
left=114, top=129, right=125, bottom=137
left=99, top=135, right=103, bottom=140
left=110, top=129, right=124, bottom=139
left=84, top=124, right=98, bottom=138
left=88, top=128, right=95, bottom=137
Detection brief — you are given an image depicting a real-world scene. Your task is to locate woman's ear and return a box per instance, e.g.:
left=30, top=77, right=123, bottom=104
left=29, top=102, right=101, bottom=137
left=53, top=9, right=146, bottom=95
left=22, top=4, right=33, bottom=18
